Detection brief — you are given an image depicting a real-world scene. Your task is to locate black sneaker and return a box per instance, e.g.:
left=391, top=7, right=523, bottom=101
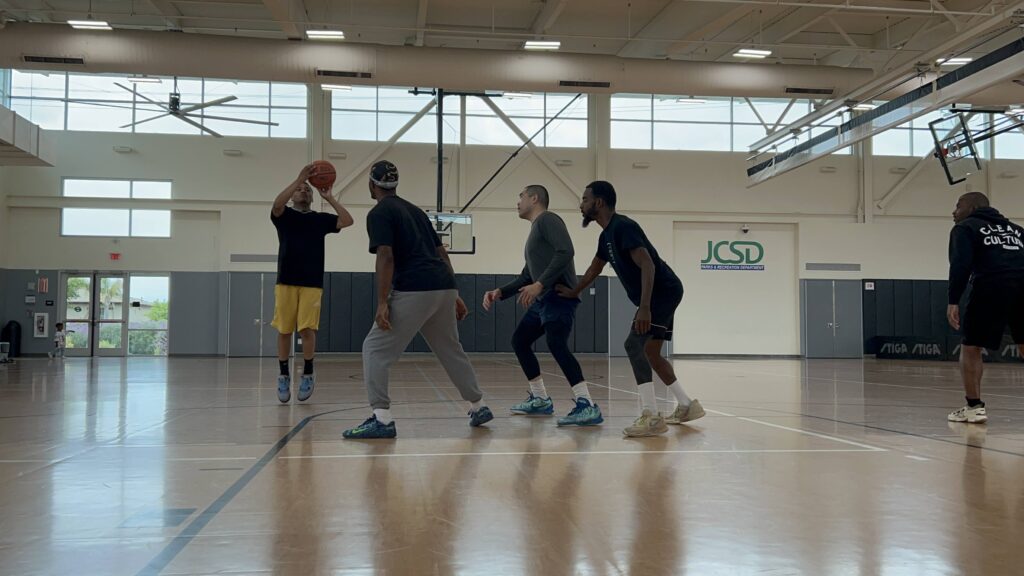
left=469, top=406, right=494, bottom=427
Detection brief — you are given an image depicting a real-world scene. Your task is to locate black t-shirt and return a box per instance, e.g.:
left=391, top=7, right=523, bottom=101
left=597, top=213, right=682, bottom=306
left=271, top=207, right=340, bottom=288
left=367, top=195, right=456, bottom=292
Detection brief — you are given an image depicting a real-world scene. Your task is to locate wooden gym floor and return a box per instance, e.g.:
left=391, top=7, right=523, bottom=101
left=1, top=354, right=1022, bottom=575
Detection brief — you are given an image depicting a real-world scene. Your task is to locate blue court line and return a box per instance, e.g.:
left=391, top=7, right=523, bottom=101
left=135, top=400, right=457, bottom=575
left=134, top=410, right=328, bottom=576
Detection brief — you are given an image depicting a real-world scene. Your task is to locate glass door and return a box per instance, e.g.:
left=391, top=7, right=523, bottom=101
left=95, top=274, right=127, bottom=357
left=63, top=275, right=93, bottom=358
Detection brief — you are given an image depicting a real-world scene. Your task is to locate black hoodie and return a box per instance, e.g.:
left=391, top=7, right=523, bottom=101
left=948, top=207, right=1024, bottom=304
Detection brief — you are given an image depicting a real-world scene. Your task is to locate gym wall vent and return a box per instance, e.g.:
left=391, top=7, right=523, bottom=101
left=559, top=80, right=611, bottom=88
left=23, top=55, right=86, bottom=65
left=316, top=69, right=373, bottom=79
left=785, top=87, right=834, bottom=95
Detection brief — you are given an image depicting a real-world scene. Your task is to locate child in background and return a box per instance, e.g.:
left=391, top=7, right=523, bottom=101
left=48, top=322, right=70, bottom=359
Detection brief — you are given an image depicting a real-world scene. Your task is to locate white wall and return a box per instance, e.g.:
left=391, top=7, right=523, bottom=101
left=674, top=222, right=800, bottom=355
left=5, top=114, right=1023, bottom=354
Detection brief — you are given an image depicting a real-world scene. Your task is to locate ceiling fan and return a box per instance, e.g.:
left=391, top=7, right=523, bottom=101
left=116, top=77, right=278, bottom=137
left=64, top=76, right=278, bottom=137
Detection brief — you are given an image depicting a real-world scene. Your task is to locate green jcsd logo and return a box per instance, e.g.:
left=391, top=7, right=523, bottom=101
left=700, top=241, right=765, bottom=271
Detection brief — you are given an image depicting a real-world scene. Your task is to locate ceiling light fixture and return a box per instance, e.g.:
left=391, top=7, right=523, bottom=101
left=735, top=48, right=772, bottom=59
left=306, top=29, right=345, bottom=40
left=321, top=84, right=353, bottom=91
left=524, top=40, right=560, bottom=51
left=676, top=96, right=708, bottom=104
left=937, top=57, right=972, bottom=66
left=68, top=19, right=111, bottom=30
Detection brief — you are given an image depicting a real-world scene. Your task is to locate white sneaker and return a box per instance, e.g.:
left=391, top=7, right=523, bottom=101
left=665, top=399, right=706, bottom=425
left=948, top=405, right=987, bottom=424
left=623, top=409, right=668, bottom=437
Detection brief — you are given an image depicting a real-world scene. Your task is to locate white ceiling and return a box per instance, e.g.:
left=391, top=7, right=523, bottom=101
left=0, top=0, right=1011, bottom=73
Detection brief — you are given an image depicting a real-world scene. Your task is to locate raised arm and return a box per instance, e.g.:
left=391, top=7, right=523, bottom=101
left=273, top=164, right=316, bottom=218
left=317, top=188, right=355, bottom=230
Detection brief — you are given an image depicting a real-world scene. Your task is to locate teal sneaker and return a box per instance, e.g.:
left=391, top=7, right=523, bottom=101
left=343, top=416, right=397, bottom=439
left=277, top=375, right=291, bottom=404
left=297, top=374, right=315, bottom=402
left=557, top=397, right=604, bottom=427
left=510, top=393, right=554, bottom=416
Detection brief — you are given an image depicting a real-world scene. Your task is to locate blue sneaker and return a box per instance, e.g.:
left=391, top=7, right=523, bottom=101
left=297, top=374, right=315, bottom=402
left=277, top=375, right=291, bottom=403
left=469, top=406, right=494, bottom=427
left=510, top=393, right=555, bottom=416
left=343, top=416, right=397, bottom=439
left=557, top=397, right=604, bottom=427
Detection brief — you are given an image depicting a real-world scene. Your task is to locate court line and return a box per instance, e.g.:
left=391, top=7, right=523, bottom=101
left=490, top=359, right=888, bottom=453
left=133, top=408, right=331, bottom=576
left=279, top=448, right=881, bottom=460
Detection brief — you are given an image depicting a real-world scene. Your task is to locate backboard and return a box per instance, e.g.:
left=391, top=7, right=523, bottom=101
left=929, top=112, right=981, bottom=185
left=426, top=211, right=476, bottom=254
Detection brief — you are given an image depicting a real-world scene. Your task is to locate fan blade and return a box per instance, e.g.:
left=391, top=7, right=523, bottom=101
left=120, top=112, right=173, bottom=129
left=175, top=113, right=223, bottom=137
left=179, top=96, right=237, bottom=114
left=115, top=83, right=170, bottom=110
left=65, top=101, right=136, bottom=111
left=192, top=114, right=279, bottom=127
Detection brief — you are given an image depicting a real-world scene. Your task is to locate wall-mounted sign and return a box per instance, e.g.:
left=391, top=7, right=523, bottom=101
left=701, top=241, right=765, bottom=271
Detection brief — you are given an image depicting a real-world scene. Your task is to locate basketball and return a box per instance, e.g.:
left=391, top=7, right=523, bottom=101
left=309, top=160, right=336, bottom=192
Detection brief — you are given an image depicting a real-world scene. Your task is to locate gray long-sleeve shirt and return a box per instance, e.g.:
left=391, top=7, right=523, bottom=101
left=499, top=211, right=578, bottom=299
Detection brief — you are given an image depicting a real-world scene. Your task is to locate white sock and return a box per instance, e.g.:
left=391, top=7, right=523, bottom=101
left=637, top=382, right=657, bottom=413
left=373, top=408, right=393, bottom=425
left=470, top=400, right=484, bottom=412
left=572, top=382, right=592, bottom=402
left=666, top=381, right=692, bottom=409
left=529, top=378, right=548, bottom=399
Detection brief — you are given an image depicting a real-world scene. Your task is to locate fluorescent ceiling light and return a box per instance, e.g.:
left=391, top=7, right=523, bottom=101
left=937, top=57, right=972, bottom=65
left=524, top=40, right=560, bottom=51
left=68, top=19, right=112, bottom=30
left=676, top=97, right=707, bottom=104
left=503, top=92, right=533, bottom=99
left=734, top=53, right=767, bottom=59
left=128, top=75, right=161, bottom=83
left=853, top=103, right=876, bottom=110
left=307, top=29, right=345, bottom=39
left=321, top=84, right=352, bottom=91
left=737, top=48, right=772, bottom=56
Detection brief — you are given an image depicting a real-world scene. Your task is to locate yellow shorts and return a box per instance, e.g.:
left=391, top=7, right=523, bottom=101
left=272, top=284, right=323, bottom=334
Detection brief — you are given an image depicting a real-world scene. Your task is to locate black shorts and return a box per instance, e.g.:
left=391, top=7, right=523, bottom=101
left=962, top=277, right=1024, bottom=350
left=634, top=284, right=684, bottom=341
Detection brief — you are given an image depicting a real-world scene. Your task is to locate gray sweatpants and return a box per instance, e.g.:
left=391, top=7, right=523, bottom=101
left=363, top=289, right=483, bottom=410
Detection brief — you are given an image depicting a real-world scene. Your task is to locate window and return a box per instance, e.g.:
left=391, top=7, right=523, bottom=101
left=128, top=275, right=169, bottom=356
left=9, top=70, right=307, bottom=138
left=331, top=88, right=586, bottom=147
left=611, top=94, right=849, bottom=155
left=61, top=179, right=172, bottom=237
left=332, top=86, right=459, bottom=143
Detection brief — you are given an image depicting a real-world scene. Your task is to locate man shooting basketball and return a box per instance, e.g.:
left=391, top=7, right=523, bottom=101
left=271, top=163, right=354, bottom=403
